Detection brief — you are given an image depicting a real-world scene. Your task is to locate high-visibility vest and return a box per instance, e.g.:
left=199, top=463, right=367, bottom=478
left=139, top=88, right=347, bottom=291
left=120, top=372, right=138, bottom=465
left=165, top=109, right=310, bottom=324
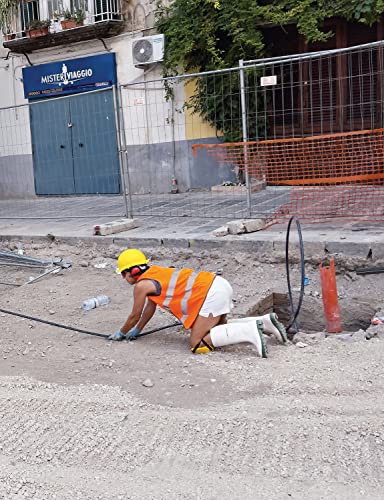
left=137, top=265, right=215, bottom=328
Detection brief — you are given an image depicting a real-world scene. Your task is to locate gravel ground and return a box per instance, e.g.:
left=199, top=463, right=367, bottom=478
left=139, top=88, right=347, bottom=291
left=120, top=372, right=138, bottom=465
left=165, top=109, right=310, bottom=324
left=0, top=240, right=384, bottom=499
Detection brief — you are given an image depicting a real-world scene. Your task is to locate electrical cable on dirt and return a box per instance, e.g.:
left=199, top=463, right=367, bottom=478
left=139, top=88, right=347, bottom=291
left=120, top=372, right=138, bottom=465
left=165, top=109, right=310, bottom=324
left=133, top=321, right=182, bottom=339
left=0, top=307, right=181, bottom=340
left=285, top=215, right=305, bottom=333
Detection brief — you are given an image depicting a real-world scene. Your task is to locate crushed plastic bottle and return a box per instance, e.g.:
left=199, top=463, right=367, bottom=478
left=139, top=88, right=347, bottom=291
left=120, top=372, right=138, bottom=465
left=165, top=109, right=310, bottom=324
left=82, top=295, right=110, bottom=311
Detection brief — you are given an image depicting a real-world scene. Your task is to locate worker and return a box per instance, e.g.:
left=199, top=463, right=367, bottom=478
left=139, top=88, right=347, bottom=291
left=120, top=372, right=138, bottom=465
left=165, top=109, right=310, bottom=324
left=108, top=249, right=287, bottom=356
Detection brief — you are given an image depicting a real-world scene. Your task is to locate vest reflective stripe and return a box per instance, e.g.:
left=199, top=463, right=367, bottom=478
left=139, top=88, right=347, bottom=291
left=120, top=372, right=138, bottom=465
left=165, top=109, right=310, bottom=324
left=180, top=272, right=198, bottom=324
left=137, top=265, right=215, bottom=329
left=163, top=269, right=181, bottom=310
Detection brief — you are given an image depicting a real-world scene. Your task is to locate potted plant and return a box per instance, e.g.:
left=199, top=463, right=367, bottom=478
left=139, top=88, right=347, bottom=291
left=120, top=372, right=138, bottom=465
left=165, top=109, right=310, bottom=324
left=26, top=19, right=50, bottom=38
left=74, top=8, right=86, bottom=26
left=61, top=8, right=85, bottom=30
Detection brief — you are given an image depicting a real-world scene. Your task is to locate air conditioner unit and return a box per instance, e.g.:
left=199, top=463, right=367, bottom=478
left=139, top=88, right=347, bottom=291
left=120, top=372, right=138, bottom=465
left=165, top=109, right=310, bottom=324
left=132, top=34, right=165, bottom=66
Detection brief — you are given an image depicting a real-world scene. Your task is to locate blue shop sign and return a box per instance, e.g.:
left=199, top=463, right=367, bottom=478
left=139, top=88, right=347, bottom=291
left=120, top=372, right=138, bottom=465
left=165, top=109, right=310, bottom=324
left=22, top=53, right=117, bottom=100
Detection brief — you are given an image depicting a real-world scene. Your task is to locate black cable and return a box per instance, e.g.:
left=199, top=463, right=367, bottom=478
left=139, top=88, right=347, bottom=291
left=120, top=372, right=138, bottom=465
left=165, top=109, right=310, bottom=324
left=131, top=321, right=182, bottom=339
left=285, top=216, right=305, bottom=333
left=0, top=307, right=109, bottom=338
left=0, top=308, right=181, bottom=340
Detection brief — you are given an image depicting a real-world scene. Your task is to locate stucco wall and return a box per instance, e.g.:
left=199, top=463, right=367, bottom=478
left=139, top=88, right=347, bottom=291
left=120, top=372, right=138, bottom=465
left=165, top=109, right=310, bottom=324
left=125, top=137, right=236, bottom=195
left=0, top=154, right=35, bottom=200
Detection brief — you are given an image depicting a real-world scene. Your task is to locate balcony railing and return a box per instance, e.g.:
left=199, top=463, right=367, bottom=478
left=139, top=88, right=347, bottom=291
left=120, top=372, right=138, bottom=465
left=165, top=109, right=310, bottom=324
left=2, top=0, right=124, bottom=51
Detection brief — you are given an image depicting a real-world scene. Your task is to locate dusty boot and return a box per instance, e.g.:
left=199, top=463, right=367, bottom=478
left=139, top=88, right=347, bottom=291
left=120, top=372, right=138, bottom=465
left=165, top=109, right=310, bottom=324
left=210, top=320, right=268, bottom=358
left=231, top=313, right=287, bottom=344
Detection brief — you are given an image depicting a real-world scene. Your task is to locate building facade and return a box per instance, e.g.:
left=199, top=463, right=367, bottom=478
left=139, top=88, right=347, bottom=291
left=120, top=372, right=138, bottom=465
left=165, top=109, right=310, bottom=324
left=0, top=0, right=226, bottom=199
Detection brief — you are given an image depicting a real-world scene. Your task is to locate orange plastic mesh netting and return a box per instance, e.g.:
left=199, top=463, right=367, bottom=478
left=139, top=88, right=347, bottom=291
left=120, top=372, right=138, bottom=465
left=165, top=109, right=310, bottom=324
left=192, top=128, right=384, bottom=222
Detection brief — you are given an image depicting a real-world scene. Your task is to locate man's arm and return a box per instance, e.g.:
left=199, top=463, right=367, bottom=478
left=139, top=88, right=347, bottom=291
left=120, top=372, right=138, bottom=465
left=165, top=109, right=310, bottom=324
left=135, top=299, right=157, bottom=332
left=120, top=281, right=154, bottom=334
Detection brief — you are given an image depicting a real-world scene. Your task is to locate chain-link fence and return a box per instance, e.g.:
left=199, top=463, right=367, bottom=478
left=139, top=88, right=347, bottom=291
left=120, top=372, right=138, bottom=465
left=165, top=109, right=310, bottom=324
left=1, top=40, right=384, bottom=222
left=0, top=88, right=128, bottom=219
left=118, top=71, right=289, bottom=220
left=242, top=40, right=384, bottom=140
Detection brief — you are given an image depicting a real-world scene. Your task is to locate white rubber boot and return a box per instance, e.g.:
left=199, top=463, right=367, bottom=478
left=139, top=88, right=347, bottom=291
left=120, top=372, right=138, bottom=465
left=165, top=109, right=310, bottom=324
left=210, top=320, right=268, bottom=357
left=230, top=313, right=287, bottom=343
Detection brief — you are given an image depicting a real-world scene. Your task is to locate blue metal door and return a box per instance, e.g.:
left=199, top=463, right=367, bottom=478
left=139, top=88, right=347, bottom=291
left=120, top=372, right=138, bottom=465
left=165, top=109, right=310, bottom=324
left=70, top=90, right=120, bottom=194
left=31, top=89, right=120, bottom=195
left=31, top=98, right=76, bottom=195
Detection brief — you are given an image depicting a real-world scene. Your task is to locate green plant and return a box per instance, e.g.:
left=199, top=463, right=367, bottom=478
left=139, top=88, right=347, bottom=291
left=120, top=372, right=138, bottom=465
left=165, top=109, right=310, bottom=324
left=74, top=8, right=85, bottom=24
left=188, top=70, right=267, bottom=143
left=62, top=8, right=85, bottom=24
left=63, top=9, right=73, bottom=20
left=27, top=19, right=51, bottom=31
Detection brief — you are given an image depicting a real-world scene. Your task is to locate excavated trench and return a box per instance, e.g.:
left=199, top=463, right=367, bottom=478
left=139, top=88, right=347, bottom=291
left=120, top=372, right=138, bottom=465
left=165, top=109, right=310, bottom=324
left=248, top=292, right=376, bottom=334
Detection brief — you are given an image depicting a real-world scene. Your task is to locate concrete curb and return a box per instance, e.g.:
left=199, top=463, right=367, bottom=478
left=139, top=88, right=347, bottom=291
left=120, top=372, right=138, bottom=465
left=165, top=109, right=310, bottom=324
left=0, top=232, right=376, bottom=263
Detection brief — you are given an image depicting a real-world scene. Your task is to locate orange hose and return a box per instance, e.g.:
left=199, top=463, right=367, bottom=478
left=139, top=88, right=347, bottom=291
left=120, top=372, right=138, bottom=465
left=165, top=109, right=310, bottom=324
left=320, top=259, right=343, bottom=333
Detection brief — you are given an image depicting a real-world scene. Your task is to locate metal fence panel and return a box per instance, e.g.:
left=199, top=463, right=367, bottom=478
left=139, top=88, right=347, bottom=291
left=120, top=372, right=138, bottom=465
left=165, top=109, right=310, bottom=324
left=241, top=40, right=384, bottom=140
left=119, top=71, right=289, bottom=220
left=0, top=88, right=127, bottom=219
left=2, top=40, right=384, bottom=222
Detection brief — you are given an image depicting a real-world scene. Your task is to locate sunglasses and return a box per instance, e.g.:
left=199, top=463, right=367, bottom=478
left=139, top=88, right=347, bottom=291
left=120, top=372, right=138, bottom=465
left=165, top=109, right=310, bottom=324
left=121, top=270, right=129, bottom=277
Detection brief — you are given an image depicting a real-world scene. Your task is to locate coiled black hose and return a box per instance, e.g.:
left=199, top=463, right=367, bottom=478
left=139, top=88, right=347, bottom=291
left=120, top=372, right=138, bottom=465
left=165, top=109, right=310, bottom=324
left=285, top=216, right=305, bottom=333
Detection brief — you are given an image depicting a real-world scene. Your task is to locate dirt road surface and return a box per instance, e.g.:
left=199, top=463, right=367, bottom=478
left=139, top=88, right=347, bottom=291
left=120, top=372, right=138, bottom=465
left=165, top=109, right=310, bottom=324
left=0, top=241, right=384, bottom=499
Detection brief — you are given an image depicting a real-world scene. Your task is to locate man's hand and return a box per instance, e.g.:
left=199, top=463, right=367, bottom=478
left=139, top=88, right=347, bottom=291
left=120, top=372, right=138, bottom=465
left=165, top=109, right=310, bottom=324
left=126, top=327, right=141, bottom=340
left=108, top=329, right=126, bottom=341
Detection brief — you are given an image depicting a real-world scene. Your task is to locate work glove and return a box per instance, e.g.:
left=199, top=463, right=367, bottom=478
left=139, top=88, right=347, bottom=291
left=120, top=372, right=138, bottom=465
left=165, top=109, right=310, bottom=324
left=108, top=329, right=126, bottom=341
left=126, top=327, right=141, bottom=340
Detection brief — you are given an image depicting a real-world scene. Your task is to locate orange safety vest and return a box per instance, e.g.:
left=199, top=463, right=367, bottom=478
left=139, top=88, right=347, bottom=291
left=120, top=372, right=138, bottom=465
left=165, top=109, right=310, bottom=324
left=137, top=265, right=215, bottom=329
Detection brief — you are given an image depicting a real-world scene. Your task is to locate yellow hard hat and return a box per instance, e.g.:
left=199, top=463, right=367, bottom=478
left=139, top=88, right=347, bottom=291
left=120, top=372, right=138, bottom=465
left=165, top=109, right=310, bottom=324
left=117, top=249, right=149, bottom=274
